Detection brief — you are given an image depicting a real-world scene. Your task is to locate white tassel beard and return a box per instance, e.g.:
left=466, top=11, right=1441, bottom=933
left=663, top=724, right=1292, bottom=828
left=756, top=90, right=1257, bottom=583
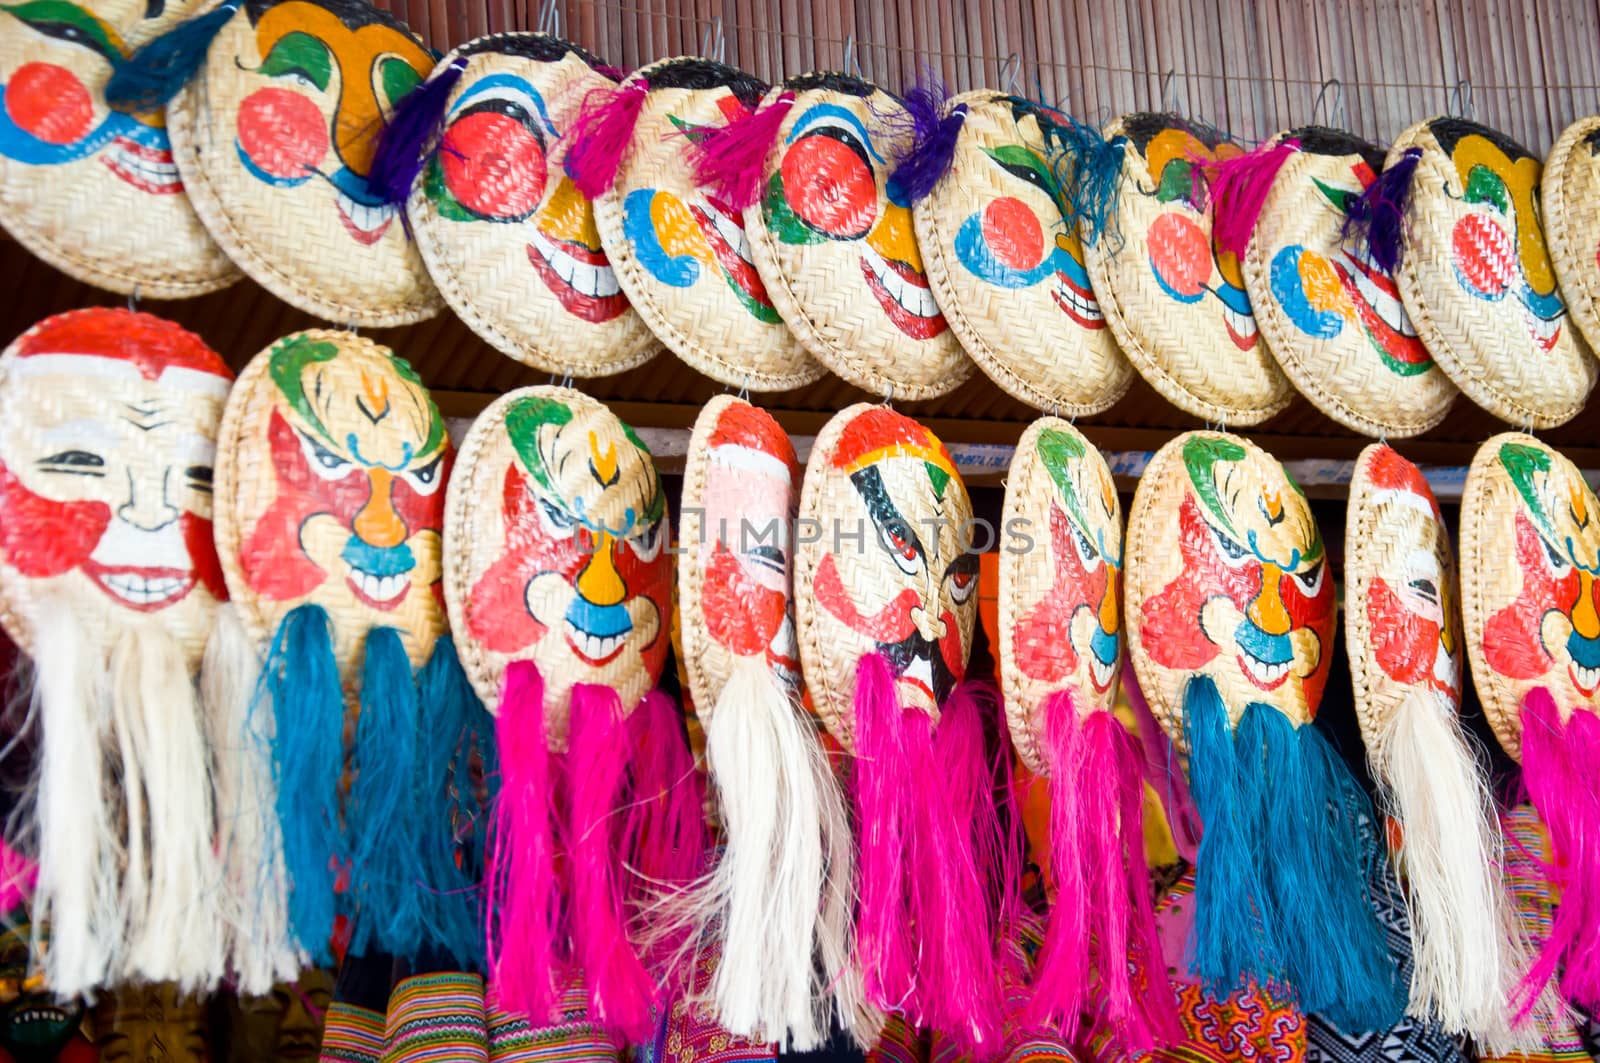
left=1373, top=689, right=1543, bottom=1052
left=203, top=603, right=301, bottom=994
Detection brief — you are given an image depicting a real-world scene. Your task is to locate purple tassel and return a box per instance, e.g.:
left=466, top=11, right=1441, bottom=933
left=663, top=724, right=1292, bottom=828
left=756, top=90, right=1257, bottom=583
left=686, top=92, right=794, bottom=212
left=368, top=57, right=467, bottom=208
left=1208, top=137, right=1299, bottom=259
left=562, top=79, right=650, bottom=199
left=886, top=81, right=966, bottom=206
left=1342, top=146, right=1422, bottom=273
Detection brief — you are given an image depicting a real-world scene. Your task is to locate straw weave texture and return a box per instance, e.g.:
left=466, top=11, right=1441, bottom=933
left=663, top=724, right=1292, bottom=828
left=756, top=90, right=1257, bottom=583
left=1542, top=115, right=1600, bottom=361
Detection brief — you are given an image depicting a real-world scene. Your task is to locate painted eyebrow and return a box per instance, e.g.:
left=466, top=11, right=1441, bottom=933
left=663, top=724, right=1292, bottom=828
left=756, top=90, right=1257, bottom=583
left=451, top=72, right=552, bottom=129
left=785, top=102, right=884, bottom=163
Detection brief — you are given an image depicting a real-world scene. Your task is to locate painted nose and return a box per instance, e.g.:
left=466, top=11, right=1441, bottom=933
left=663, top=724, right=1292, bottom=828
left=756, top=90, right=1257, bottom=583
left=1248, top=562, right=1292, bottom=637
left=1439, top=582, right=1459, bottom=656
left=542, top=176, right=603, bottom=248
left=119, top=466, right=180, bottom=532
left=1098, top=578, right=1119, bottom=636
left=353, top=468, right=406, bottom=548
left=909, top=602, right=947, bottom=644
left=577, top=532, right=627, bottom=607
left=867, top=201, right=925, bottom=270
left=1573, top=571, right=1600, bottom=642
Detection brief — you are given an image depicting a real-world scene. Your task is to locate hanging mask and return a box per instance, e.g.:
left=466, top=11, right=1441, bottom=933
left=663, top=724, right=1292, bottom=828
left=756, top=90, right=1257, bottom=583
left=0, top=0, right=240, bottom=296
left=1544, top=116, right=1600, bottom=358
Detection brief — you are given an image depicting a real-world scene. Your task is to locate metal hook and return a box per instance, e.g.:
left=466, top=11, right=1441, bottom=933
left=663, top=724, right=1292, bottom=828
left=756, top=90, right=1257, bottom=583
left=536, top=0, right=560, bottom=38
left=882, top=381, right=894, bottom=407
left=737, top=373, right=751, bottom=403
left=842, top=34, right=866, bottom=80
left=1311, top=78, right=1345, bottom=129
left=1449, top=78, right=1475, bottom=120
left=998, top=52, right=1021, bottom=96
left=699, top=16, right=725, bottom=65
left=126, top=283, right=140, bottom=312
left=1160, top=68, right=1177, bottom=113
left=559, top=373, right=574, bottom=390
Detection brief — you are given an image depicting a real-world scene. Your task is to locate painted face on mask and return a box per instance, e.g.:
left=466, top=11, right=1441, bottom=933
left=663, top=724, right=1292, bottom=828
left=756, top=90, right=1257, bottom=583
left=224, top=330, right=450, bottom=671
left=0, top=914, right=91, bottom=1060
left=0, top=308, right=232, bottom=668
left=797, top=404, right=978, bottom=742
left=91, top=982, right=208, bottom=1062
left=448, top=387, right=670, bottom=741
left=1129, top=432, right=1335, bottom=729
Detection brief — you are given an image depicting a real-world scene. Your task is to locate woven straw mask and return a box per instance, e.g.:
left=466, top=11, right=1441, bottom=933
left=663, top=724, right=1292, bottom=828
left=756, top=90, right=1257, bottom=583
left=408, top=34, right=658, bottom=377
left=168, top=0, right=442, bottom=325
left=443, top=386, right=671, bottom=747
left=998, top=418, right=1123, bottom=773
left=794, top=403, right=979, bottom=747
left=1344, top=445, right=1462, bottom=755
left=215, top=330, right=451, bottom=675
left=1391, top=117, right=1595, bottom=427
left=594, top=58, right=821, bottom=391
left=1086, top=114, right=1292, bottom=424
left=0, top=0, right=240, bottom=297
left=0, top=308, right=233, bottom=669
left=1541, top=116, right=1600, bottom=357
left=913, top=93, right=1134, bottom=416
left=677, top=395, right=801, bottom=717
left=1247, top=127, right=1457, bottom=437
left=1460, top=433, right=1600, bottom=761
left=1125, top=431, right=1335, bottom=740
left=747, top=74, right=974, bottom=400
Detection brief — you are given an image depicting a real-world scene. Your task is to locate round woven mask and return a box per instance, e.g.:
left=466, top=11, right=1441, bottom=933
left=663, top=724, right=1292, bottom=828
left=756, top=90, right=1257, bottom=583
left=677, top=395, right=801, bottom=716
left=1391, top=117, right=1595, bottom=427
left=168, top=0, right=442, bottom=326
left=0, top=308, right=232, bottom=667
left=1125, top=431, right=1335, bottom=740
left=408, top=34, right=657, bottom=377
left=1085, top=114, right=1292, bottom=424
left=1460, top=433, right=1600, bottom=761
left=0, top=0, right=240, bottom=297
left=794, top=403, right=979, bottom=747
left=913, top=93, right=1134, bottom=415
left=997, top=418, right=1123, bottom=773
left=1247, top=128, right=1457, bottom=437
left=594, top=59, right=820, bottom=391
left=1344, top=444, right=1462, bottom=754
left=215, top=330, right=451, bottom=674
left=746, top=74, right=973, bottom=400
left=1541, top=116, right=1600, bottom=357
left=443, top=386, right=671, bottom=747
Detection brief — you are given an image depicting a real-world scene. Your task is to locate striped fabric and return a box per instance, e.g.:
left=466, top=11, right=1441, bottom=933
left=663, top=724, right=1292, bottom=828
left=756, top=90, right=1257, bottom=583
left=930, top=913, right=1078, bottom=1063
left=321, top=1002, right=388, bottom=1063
left=485, top=977, right=625, bottom=1063
left=381, top=972, right=489, bottom=1062
left=869, top=1014, right=929, bottom=1063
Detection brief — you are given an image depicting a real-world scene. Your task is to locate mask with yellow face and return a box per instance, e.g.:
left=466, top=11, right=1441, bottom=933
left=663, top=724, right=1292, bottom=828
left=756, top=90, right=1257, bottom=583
left=1543, top=116, right=1600, bottom=361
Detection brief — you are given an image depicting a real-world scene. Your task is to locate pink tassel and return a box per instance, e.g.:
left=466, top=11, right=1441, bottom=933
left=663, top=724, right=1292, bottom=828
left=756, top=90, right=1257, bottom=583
left=1207, top=138, right=1300, bottom=258
left=687, top=92, right=794, bottom=213
left=562, top=79, right=650, bottom=199
left=0, top=839, right=36, bottom=914
left=567, top=683, right=657, bottom=1040
left=1028, top=691, right=1180, bottom=1050
left=852, top=652, right=917, bottom=1010
left=484, top=661, right=564, bottom=1022
left=1517, top=688, right=1600, bottom=1013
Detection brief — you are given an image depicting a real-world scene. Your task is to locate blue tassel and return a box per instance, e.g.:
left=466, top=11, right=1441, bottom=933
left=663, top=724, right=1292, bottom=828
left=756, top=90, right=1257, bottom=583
left=369, top=56, right=468, bottom=208
left=1230, top=705, right=1284, bottom=981
left=263, top=604, right=345, bottom=964
left=1182, top=675, right=1272, bottom=995
left=104, top=0, right=242, bottom=114
left=414, top=635, right=497, bottom=968
left=347, top=627, right=424, bottom=957
left=1045, top=119, right=1125, bottom=247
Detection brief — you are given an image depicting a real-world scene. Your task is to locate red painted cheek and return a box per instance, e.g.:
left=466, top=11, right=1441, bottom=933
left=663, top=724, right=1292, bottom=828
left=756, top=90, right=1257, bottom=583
left=237, top=87, right=329, bottom=179
left=5, top=63, right=93, bottom=145
left=1148, top=212, right=1212, bottom=298
left=1453, top=213, right=1515, bottom=297
left=0, top=462, right=111, bottom=579
left=702, top=544, right=784, bottom=656
left=982, top=196, right=1044, bottom=270
left=440, top=112, right=547, bottom=220
left=1367, top=576, right=1437, bottom=687
left=181, top=512, right=228, bottom=602
left=782, top=135, right=877, bottom=239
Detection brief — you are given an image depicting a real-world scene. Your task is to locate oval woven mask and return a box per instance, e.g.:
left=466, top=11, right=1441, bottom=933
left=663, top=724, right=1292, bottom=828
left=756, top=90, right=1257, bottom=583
left=677, top=395, right=801, bottom=717
left=1542, top=116, right=1600, bottom=357
left=215, top=330, right=451, bottom=675
left=1125, top=431, right=1335, bottom=741
left=1247, top=128, right=1457, bottom=437
left=747, top=74, right=973, bottom=400
left=1460, top=433, right=1600, bottom=761
left=913, top=93, right=1134, bottom=415
left=1344, top=444, right=1463, bottom=755
left=1391, top=117, right=1595, bottom=427
left=998, top=418, right=1123, bottom=773
left=0, top=308, right=233, bottom=668
left=443, top=386, right=671, bottom=747
left=168, top=0, right=442, bottom=325
left=1086, top=114, right=1292, bottom=425
left=595, top=59, right=821, bottom=391
left=0, top=0, right=239, bottom=297
left=408, top=34, right=658, bottom=377
left=794, top=403, right=978, bottom=748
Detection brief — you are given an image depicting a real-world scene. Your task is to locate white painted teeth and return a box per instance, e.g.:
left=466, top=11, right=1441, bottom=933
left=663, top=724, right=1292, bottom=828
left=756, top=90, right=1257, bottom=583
left=1337, top=249, right=1416, bottom=336
left=1242, top=650, right=1289, bottom=686
left=1055, top=279, right=1103, bottom=321
left=862, top=245, right=940, bottom=318
left=1089, top=652, right=1115, bottom=689
left=902, top=653, right=935, bottom=691
left=1527, top=308, right=1561, bottom=343
left=1222, top=304, right=1258, bottom=339
left=530, top=231, right=621, bottom=297
left=1576, top=663, right=1599, bottom=690
left=352, top=570, right=408, bottom=604
left=337, top=192, right=394, bottom=234
left=106, top=143, right=180, bottom=187
left=706, top=202, right=754, bottom=263
left=565, top=620, right=625, bottom=661
left=103, top=572, right=185, bottom=605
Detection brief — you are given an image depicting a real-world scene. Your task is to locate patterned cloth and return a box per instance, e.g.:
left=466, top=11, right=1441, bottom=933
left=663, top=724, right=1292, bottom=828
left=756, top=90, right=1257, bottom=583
left=486, top=978, right=625, bottom=1063
left=321, top=1002, right=388, bottom=1063
left=382, top=972, right=489, bottom=1062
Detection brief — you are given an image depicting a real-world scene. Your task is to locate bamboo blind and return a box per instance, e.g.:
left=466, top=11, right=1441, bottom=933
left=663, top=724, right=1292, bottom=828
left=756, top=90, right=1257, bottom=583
left=377, top=0, right=1600, bottom=153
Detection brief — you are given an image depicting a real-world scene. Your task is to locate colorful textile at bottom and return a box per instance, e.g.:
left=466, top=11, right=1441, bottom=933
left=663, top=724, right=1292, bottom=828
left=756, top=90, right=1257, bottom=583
left=485, top=979, right=625, bottom=1063
left=382, top=973, right=490, bottom=1060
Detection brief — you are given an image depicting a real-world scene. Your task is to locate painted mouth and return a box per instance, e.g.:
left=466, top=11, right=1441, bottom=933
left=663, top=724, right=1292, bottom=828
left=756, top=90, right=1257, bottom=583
left=895, top=651, right=938, bottom=705
left=346, top=569, right=411, bottom=610
left=526, top=231, right=629, bottom=323
left=1053, top=270, right=1106, bottom=329
left=1088, top=648, right=1117, bottom=692
left=861, top=244, right=947, bottom=340
left=101, top=136, right=182, bottom=194
left=1235, top=621, right=1294, bottom=691
left=336, top=190, right=395, bottom=246
left=1335, top=248, right=1432, bottom=372
left=1524, top=304, right=1562, bottom=352
left=81, top=563, right=195, bottom=612
left=1238, top=648, right=1291, bottom=690
left=563, top=596, right=634, bottom=667
left=1570, top=661, right=1600, bottom=697
left=1219, top=301, right=1259, bottom=350
left=564, top=619, right=628, bottom=666
left=691, top=196, right=779, bottom=319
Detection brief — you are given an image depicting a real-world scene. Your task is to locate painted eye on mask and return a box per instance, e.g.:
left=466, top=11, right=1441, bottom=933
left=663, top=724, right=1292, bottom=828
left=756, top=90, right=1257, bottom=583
left=295, top=428, right=355, bottom=480
left=187, top=464, right=214, bottom=493
left=1408, top=576, right=1440, bottom=604
left=631, top=519, right=664, bottom=563
left=399, top=453, right=444, bottom=495
left=876, top=518, right=921, bottom=576
left=1067, top=513, right=1100, bottom=566
left=1294, top=559, right=1325, bottom=597
left=945, top=554, right=978, bottom=606
left=536, top=494, right=577, bottom=538
left=37, top=449, right=105, bottom=476
left=1208, top=521, right=1252, bottom=568
left=747, top=543, right=785, bottom=575
left=1541, top=534, right=1574, bottom=579
left=438, top=77, right=551, bottom=222
left=781, top=111, right=878, bottom=240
